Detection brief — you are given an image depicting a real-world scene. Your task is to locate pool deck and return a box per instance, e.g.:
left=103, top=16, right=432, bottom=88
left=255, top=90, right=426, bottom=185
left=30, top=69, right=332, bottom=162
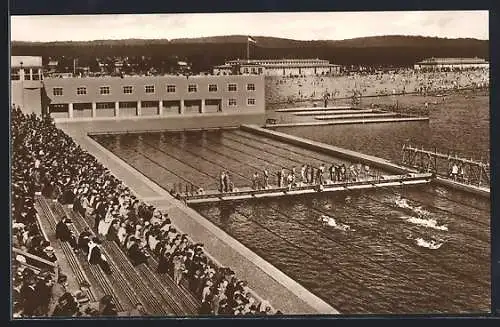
left=183, top=174, right=433, bottom=204
left=275, top=106, right=353, bottom=113
left=265, top=116, right=429, bottom=128
left=57, top=123, right=339, bottom=315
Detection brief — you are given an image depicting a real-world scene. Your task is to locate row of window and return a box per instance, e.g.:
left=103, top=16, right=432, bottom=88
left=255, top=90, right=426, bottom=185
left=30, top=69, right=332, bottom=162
left=54, top=83, right=256, bottom=96
left=54, top=98, right=257, bottom=109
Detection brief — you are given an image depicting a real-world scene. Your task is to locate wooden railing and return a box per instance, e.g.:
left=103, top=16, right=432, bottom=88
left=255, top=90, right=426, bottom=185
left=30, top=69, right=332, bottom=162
left=12, top=247, right=59, bottom=282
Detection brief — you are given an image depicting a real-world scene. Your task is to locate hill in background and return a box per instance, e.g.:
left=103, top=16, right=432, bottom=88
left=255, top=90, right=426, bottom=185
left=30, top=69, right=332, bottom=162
left=11, top=35, right=489, bottom=72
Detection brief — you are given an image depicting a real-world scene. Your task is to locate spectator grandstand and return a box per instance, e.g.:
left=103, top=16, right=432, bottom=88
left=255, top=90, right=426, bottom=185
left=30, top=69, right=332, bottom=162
left=11, top=106, right=276, bottom=317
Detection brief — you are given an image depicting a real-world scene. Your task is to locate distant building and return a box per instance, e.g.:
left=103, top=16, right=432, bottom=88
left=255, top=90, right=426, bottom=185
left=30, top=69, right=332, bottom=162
left=220, top=58, right=341, bottom=76
left=114, top=60, right=124, bottom=73
left=213, top=64, right=234, bottom=75
left=176, top=61, right=191, bottom=74
left=47, top=60, right=59, bottom=72
left=414, top=57, right=489, bottom=71
left=11, top=56, right=44, bottom=114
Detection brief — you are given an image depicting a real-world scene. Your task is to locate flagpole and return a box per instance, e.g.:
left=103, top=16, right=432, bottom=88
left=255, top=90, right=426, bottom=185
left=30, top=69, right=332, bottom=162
left=247, top=38, right=250, bottom=62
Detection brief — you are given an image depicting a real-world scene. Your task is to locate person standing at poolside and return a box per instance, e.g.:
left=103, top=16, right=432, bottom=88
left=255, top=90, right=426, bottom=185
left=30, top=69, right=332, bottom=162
left=223, top=172, right=230, bottom=192
left=300, top=165, right=307, bottom=185
left=219, top=171, right=225, bottom=193
left=329, top=164, right=336, bottom=183
left=263, top=168, right=269, bottom=189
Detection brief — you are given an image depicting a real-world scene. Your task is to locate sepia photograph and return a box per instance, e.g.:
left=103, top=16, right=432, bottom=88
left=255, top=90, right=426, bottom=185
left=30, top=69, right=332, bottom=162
left=10, top=11, right=490, bottom=318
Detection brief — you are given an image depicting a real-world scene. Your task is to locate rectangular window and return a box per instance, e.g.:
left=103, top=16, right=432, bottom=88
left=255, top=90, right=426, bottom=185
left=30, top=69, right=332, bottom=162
left=77, top=87, right=87, bottom=95
left=247, top=83, right=256, bottom=91
left=119, top=101, right=137, bottom=108
left=228, top=83, right=237, bottom=92
left=49, top=104, right=68, bottom=113
left=167, top=85, right=176, bottom=93
left=96, top=102, right=114, bottom=109
left=99, top=86, right=110, bottom=95
left=228, top=99, right=237, bottom=106
left=53, top=87, right=63, bottom=96
left=32, top=74, right=40, bottom=81
left=243, top=68, right=249, bottom=74
left=247, top=98, right=256, bottom=106
left=188, top=84, right=197, bottom=92
left=208, top=84, right=218, bottom=92
left=24, top=72, right=31, bottom=80
left=123, top=86, right=133, bottom=94
left=145, top=85, right=155, bottom=93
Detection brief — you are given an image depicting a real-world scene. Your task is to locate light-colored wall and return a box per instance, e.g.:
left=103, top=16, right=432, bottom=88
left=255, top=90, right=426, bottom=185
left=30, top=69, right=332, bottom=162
left=11, top=80, right=43, bottom=115
left=43, top=75, right=265, bottom=115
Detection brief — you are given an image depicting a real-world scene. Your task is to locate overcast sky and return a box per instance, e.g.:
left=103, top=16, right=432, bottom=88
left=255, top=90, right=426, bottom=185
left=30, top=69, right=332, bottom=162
left=11, top=11, right=488, bottom=42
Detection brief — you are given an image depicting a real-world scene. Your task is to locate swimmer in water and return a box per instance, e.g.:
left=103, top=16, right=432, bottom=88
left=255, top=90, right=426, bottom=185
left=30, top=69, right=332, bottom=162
left=395, top=196, right=409, bottom=208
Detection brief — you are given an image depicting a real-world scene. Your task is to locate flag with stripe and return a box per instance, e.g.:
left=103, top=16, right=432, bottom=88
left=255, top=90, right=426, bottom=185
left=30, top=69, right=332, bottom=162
left=247, top=36, right=257, bottom=44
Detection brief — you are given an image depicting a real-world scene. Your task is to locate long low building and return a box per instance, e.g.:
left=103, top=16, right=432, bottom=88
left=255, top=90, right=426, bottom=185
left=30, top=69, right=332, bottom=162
left=215, top=58, right=341, bottom=76
left=11, top=55, right=266, bottom=128
left=43, top=75, right=265, bottom=120
left=414, top=57, right=489, bottom=71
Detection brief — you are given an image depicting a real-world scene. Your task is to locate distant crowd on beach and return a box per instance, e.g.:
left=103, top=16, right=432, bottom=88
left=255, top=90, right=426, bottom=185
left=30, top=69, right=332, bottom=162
left=266, top=68, right=489, bottom=104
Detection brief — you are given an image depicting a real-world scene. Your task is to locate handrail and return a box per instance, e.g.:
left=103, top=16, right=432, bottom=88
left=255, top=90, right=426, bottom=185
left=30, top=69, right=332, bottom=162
left=13, top=247, right=58, bottom=268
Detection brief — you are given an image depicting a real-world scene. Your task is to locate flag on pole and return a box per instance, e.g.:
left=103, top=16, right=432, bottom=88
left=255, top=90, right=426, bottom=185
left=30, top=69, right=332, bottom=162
left=248, top=36, right=257, bottom=44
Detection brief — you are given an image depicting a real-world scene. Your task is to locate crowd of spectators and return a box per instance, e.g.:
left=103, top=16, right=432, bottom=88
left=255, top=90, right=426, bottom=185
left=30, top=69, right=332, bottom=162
left=12, top=107, right=120, bottom=317
left=11, top=106, right=277, bottom=316
left=265, top=68, right=489, bottom=104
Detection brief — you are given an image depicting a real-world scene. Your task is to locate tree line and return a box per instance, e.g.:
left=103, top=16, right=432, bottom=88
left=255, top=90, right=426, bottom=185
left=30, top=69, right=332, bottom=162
left=11, top=35, right=488, bottom=73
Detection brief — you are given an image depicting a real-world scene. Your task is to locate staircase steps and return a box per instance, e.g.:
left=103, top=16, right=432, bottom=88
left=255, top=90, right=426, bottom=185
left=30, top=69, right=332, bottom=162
left=34, top=196, right=96, bottom=303
left=60, top=204, right=171, bottom=316
left=53, top=201, right=131, bottom=312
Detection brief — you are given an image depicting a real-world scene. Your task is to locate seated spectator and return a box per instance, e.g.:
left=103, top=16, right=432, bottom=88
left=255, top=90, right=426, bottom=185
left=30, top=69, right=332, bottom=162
left=51, top=292, right=79, bottom=317
left=99, top=295, right=118, bottom=316
left=127, top=237, right=148, bottom=267
left=77, top=227, right=92, bottom=254
left=88, top=237, right=112, bottom=275
left=55, top=217, right=77, bottom=250
left=128, top=302, right=147, bottom=316
left=20, top=272, right=37, bottom=316
left=40, top=246, right=58, bottom=263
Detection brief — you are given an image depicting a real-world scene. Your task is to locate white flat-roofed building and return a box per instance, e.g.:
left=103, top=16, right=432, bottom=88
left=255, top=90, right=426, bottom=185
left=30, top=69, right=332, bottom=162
left=414, top=57, right=489, bottom=71
left=213, top=64, right=235, bottom=75
left=224, top=58, right=341, bottom=76
left=42, top=74, right=265, bottom=126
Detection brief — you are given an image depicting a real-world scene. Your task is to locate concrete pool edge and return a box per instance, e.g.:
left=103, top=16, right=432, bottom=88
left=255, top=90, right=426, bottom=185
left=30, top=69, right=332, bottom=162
left=242, top=124, right=412, bottom=174
left=57, top=123, right=339, bottom=315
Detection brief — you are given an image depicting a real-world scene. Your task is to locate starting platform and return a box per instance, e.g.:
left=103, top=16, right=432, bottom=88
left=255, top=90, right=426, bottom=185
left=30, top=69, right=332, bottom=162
left=183, top=173, right=433, bottom=204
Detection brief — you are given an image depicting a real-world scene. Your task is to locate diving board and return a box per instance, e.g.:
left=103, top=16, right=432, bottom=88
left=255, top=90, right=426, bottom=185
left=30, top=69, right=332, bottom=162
left=275, top=106, right=353, bottom=113
left=315, top=112, right=399, bottom=120
left=184, top=173, right=433, bottom=204
left=294, top=109, right=375, bottom=116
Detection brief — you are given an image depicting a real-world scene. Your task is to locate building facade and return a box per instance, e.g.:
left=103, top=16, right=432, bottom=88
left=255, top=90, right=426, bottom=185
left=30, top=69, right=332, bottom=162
left=218, top=59, right=341, bottom=76
left=11, top=56, right=44, bottom=114
left=414, top=57, right=489, bottom=71
left=212, top=64, right=234, bottom=75
left=43, top=74, right=265, bottom=123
